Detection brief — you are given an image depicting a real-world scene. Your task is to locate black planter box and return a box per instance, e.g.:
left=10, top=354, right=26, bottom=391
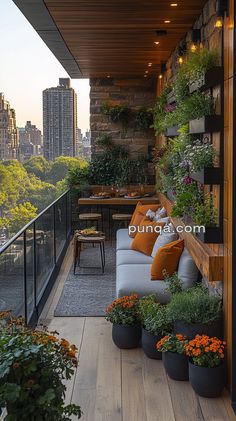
left=165, top=126, right=179, bottom=137
left=196, top=226, right=223, bottom=244
left=189, top=67, right=223, bottom=94
left=166, top=90, right=176, bottom=104
left=190, top=167, right=222, bottom=185
left=189, top=115, right=222, bottom=134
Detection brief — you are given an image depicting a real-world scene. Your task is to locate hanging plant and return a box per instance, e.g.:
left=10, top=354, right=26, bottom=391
left=101, top=103, right=132, bottom=137
left=134, top=107, right=154, bottom=131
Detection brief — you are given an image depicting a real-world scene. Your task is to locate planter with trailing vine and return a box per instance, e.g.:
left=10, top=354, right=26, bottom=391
left=189, top=167, right=222, bottom=185
left=195, top=226, right=223, bottom=244
left=189, top=115, right=223, bottom=134
left=141, top=328, right=162, bottom=359
left=189, top=66, right=223, bottom=94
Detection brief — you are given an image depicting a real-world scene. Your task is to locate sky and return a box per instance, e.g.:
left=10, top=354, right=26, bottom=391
left=0, top=0, right=90, bottom=134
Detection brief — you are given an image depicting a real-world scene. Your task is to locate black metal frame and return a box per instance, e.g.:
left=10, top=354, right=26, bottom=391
left=0, top=190, right=71, bottom=327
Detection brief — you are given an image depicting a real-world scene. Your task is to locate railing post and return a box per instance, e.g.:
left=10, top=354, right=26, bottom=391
left=65, top=192, right=68, bottom=237
left=23, top=231, right=28, bottom=323
left=53, top=203, right=56, bottom=265
left=33, top=221, right=38, bottom=316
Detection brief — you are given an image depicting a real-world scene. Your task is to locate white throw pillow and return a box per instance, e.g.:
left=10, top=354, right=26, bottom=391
left=151, top=231, right=179, bottom=258
left=153, top=216, right=170, bottom=223
left=146, top=209, right=156, bottom=219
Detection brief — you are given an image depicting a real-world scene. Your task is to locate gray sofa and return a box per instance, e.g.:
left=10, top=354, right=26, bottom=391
left=116, top=228, right=198, bottom=303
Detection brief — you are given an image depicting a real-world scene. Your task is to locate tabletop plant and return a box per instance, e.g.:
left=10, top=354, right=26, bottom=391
left=0, top=311, right=82, bottom=421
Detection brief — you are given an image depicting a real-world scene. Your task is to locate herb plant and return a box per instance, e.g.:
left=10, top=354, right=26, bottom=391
left=193, top=194, right=217, bottom=227
left=142, top=303, right=172, bottom=336
left=163, top=270, right=183, bottom=295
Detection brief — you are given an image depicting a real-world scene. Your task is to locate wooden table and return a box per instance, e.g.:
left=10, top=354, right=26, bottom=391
left=78, top=196, right=159, bottom=206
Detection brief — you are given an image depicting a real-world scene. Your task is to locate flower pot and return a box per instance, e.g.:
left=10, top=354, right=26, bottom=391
left=163, top=352, right=189, bottom=381
left=141, top=328, right=162, bottom=360
left=189, top=167, right=222, bottom=185
left=189, top=115, right=223, bottom=135
left=189, top=361, right=226, bottom=398
left=112, top=324, right=141, bottom=349
left=189, top=67, right=223, bottom=94
left=196, top=227, right=223, bottom=244
left=173, top=319, right=223, bottom=340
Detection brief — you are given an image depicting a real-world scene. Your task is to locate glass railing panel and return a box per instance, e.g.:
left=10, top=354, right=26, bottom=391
left=55, top=194, right=67, bottom=259
left=25, top=223, right=35, bottom=322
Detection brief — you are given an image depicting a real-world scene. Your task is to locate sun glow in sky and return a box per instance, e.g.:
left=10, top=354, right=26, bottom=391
left=0, top=0, right=90, bottom=134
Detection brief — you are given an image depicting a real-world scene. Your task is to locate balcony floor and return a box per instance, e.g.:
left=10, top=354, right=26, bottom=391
left=39, top=243, right=236, bottom=421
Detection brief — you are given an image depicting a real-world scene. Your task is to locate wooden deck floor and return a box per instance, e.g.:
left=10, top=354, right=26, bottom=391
left=39, top=243, right=236, bottom=421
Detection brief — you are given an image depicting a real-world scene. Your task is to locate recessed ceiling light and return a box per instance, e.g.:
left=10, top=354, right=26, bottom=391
left=148, top=63, right=152, bottom=67
left=144, top=74, right=148, bottom=78
left=154, top=41, right=160, bottom=45
left=170, top=3, right=178, bottom=6
left=107, top=75, right=111, bottom=78
left=145, top=70, right=149, bottom=74
left=164, top=20, right=171, bottom=23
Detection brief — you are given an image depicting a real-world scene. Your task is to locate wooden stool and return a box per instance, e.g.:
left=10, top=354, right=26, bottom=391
left=111, top=213, right=132, bottom=242
left=78, top=213, right=103, bottom=231
left=73, top=232, right=106, bottom=274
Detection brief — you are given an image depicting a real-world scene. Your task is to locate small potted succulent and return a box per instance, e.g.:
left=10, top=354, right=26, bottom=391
left=139, top=295, right=172, bottom=360
left=105, top=294, right=141, bottom=349
left=157, top=334, right=189, bottom=381
left=167, top=285, right=223, bottom=339
left=184, top=335, right=226, bottom=398
left=0, top=311, right=82, bottom=420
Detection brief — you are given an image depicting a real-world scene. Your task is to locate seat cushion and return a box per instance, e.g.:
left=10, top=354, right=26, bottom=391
left=116, top=229, right=133, bottom=250
left=117, top=249, right=153, bottom=266
left=116, top=264, right=171, bottom=303
left=177, top=248, right=199, bottom=288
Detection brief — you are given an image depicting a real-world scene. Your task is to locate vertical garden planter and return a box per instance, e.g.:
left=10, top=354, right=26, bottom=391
left=189, top=67, right=223, bottom=94
left=196, top=226, right=223, bottom=244
left=141, top=328, right=162, bottom=360
left=189, top=115, right=223, bottom=134
left=163, top=352, right=189, bottom=381
left=112, top=324, right=141, bottom=349
left=165, top=126, right=179, bottom=137
left=166, top=90, right=176, bottom=105
left=189, top=361, right=226, bottom=398
left=189, top=167, right=222, bottom=185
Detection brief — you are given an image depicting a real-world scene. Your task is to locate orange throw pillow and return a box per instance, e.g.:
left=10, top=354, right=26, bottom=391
left=131, top=217, right=165, bottom=256
left=129, top=202, right=160, bottom=237
left=151, top=239, right=184, bottom=280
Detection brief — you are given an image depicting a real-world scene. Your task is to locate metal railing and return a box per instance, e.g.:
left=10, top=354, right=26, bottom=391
left=0, top=190, right=71, bottom=326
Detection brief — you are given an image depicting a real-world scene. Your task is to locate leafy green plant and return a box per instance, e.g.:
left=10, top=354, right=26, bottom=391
left=193, top=194, right=217, bottom=227
left=186, top=48, right=219, bottom=87
left=66, top=166, right=90, bottom=197
left=184, top=140, right=216, bottom=172
left=152, top=85, right=171, bottom=134
left=139, top=295, right=157, bottom=324
left=163, top=270, right=183, bottom=295
left=156, top=333, right=188, bottom=354
left=166, top=285, right=222, bottom=324
left=101, top=103, right=132, bottom=137
left=135, top=107, right=153, bottom=131
left=171, top=182, right=201, bottom=218
left=144, top=304, right=172, bottom=336
left=96, top=133, right=113, bottom=150
left=105, top=294, right=140, bottom=325
left=0, top=311, right=81, bottom=420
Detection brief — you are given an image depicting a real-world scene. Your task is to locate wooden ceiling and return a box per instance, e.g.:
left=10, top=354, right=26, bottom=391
left=14, top=0, right=207, bottom=78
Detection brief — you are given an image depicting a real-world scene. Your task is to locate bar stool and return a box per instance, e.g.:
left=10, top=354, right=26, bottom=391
left=78, top=212, right=103, bottom=231
left=110, top=213, right=132, bottom=243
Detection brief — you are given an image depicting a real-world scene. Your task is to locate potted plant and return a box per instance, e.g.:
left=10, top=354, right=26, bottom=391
left=139, top=296, right=172, bottom=359
left=156, top=334, right=189, bottom=381
left=167, top=285, right=223, bottom=339
left=184, top=335, right=226, bottom=397
left=193, top=194, right=222, bottom=243
left=105, top=294, right=141, bottom=349
left=134, top=107, right=153, bottom=131
left=0, top=311, right=82, bottom=420
left=101, top=102, right=132, bottom=137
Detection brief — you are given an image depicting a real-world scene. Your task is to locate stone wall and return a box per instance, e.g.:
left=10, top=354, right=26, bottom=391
left=90, top=77, right=156, bottom=158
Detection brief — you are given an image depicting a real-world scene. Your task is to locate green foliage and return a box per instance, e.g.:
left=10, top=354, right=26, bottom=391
left=134, top=107, right=153, bottom=131
left=105, top=295, right=140, bottom=326
left=24, top=156, right=51, bottom=181
left=139, top=295, right=157, bottom=324
left=166, top=285, right=222, bottom=324
left=171, top=182, right=201, bottom=218
left=163, top=270, right=183, bottom=295
left=186, top=48, right=219, bottom=87
left=184, top=140, right=216, bottom=172
left=7, top=202, right=37, bottom=233
left=192, top=194, right=217, bottom=227
left=101, top=103, right=132, bottom=137
left=156, top=333, right=188, bottom=354
left=152, top=86, right=171, bottom=134
left=47, top=157, right=88, bottom=184
left=0, top=312, right=82, bottom=420
left=144, top=304, right=172, bottom=336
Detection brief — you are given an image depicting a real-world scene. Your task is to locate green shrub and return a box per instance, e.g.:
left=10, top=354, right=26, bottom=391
left=144, top=304, right=172, bottom=336
left=166, top=285, right=222, bottom=324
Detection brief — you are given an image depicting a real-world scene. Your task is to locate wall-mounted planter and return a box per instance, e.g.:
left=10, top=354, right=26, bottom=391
left=189, top=67, right=223, bottom=94
left=165, top=126, right=179, bottom=137
left=196, top=226, right=223, bottom=244
left=189, top=115, right=222, bottom=134
left=189, top=167, right=222, bottom=185
left=166, top=90, right=176, bottom=104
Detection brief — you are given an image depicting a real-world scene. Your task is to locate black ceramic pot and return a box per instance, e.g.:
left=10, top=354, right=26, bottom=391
left=189, top=361, right=226, bottom=398
left=141, top=328, right=162, bottom=360
left=163, top=352, right=189, bottom=381
left=173, top=319, right=223, bottom=340
left=112, top=324, right=141, bottom=349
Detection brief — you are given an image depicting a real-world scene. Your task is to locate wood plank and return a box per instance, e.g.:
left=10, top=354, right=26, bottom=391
left=199, top=394, right=236, bottom=421
left=79, top=196, right=159, bottom=206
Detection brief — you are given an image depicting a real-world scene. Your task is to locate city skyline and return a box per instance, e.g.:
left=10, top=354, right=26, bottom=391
left=0, top=0, right=90, bottom=134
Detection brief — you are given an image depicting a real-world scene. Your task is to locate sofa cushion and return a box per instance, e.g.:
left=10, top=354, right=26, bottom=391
left=129, top=211, right=144, bottom=238
left=131, top=218, right=165, bottom=256
left=177, top=248, right=199, bottom=288
left=116, top=229, right=133, bottom=251
left=151, top=239, right=184, bottom=280
left=151, top=231, right=179, bottom=258
left=117, top=249, right=153, bottom=266
left=116, top=264, right=171, bottom=303
left=129, top=202, right=160, bottom=228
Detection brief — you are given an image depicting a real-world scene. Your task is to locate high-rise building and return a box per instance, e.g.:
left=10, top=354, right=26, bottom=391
left=19, top=121, right=42, bottom=161
left=43, top=78, right=77, bottom=160
left=75, top=127, right=83, bottom=156
left=0, top=93, right=19, bottom=160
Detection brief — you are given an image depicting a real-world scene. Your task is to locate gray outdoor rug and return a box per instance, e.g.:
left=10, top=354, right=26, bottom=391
left=54, top=245, right=116, bottom=317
